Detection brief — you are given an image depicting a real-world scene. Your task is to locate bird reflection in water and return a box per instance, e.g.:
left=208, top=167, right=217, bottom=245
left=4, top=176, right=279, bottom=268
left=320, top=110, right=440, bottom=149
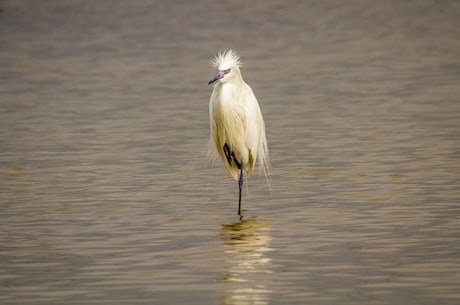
left=219, top=217, right=273, bottom=305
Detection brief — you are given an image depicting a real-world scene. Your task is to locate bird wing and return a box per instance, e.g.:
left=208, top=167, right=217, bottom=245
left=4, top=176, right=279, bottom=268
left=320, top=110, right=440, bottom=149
left=243, top=84, right=270, bottom=180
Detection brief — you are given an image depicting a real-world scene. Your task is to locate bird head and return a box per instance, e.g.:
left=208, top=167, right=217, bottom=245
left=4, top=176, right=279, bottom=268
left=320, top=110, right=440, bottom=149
left=208, top=50, right=242, bottom=85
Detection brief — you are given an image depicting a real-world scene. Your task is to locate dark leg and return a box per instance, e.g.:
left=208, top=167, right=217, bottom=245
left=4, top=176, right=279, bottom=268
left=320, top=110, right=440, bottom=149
left=223, top=144, right=232, bottom=165
left=238, top=168, right=243, bottom=215
left=223, top=143, right=244, bottom=215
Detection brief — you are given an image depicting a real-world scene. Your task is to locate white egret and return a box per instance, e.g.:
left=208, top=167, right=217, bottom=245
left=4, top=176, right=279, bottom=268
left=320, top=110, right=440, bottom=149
left=208, top=50, right=270, bottom=215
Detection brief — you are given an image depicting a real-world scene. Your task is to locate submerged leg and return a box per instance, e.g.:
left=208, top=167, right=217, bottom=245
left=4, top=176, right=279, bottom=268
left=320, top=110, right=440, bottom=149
left=238, top=168, right=243, bottom=215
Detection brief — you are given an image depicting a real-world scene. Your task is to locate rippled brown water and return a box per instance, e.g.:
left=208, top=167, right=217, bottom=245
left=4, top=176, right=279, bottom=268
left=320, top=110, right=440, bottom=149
left=1, top=0, right=459, bottom=304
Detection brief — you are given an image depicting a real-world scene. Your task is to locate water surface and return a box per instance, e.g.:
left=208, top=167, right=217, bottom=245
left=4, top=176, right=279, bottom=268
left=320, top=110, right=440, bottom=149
left=1, top=0, right=459, bottom=304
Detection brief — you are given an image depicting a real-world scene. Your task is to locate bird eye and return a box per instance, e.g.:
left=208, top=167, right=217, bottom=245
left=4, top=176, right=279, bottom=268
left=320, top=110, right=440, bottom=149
left=223, top=68, right=231, bottom=74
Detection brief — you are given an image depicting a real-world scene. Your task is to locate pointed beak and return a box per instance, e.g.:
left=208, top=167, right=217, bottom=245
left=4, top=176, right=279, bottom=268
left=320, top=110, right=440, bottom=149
left=208, top=71, right=225, bottom=85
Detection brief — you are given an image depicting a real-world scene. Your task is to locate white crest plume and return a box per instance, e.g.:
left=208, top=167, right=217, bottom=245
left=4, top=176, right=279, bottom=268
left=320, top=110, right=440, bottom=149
left=211, top=49, right=242, bottom=70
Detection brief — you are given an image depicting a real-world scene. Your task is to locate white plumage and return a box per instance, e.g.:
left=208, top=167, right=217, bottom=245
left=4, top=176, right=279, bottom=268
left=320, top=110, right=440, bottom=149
left=208, top=50, right=270, bottom=215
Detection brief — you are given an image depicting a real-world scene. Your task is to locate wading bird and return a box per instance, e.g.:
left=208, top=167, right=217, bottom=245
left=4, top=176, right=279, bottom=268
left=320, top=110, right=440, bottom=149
left=208, top=50, right=270, bottom=215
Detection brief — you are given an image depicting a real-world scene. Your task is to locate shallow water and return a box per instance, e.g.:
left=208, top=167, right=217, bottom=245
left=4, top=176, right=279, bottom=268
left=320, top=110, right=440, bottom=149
left=1, top=0, right=460, bottom=304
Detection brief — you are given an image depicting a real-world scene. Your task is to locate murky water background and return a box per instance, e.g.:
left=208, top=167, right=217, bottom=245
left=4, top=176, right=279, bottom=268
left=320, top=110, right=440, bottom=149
left=1, top=0, right=459, bottom=304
